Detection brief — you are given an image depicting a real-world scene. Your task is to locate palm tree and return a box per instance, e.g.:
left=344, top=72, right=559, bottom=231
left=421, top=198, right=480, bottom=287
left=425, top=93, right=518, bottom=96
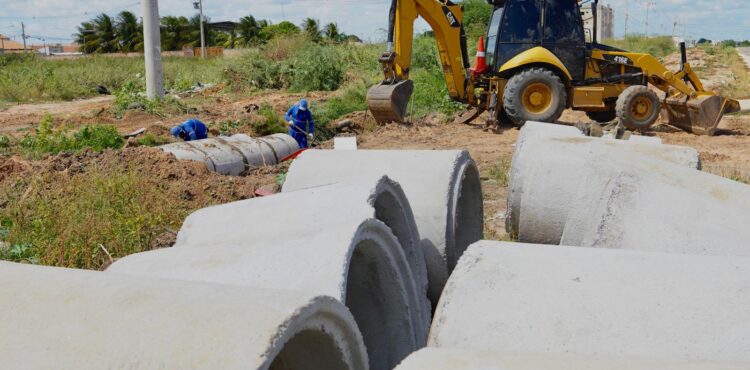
left=92, top=13, right=117, bottom=53
left=302, top=18, right=321, bottom=42
left=73, top=21, right=96, bottom=53
left=237, top=15, right=261, bottom=46
left=323, top=22, right=341, bottom=43
left=160, top=16, right=190, bottom=51
left=115, top=11, right=142, bottom=52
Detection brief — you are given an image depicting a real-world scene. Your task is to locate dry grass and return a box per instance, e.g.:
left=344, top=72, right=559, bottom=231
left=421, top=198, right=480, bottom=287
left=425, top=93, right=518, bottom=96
left=0, top=161, right=185, bottom=269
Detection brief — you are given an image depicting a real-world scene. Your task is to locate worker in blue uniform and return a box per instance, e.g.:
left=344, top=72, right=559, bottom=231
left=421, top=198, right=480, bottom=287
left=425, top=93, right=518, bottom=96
left=285, top=99, right=315, bottom=148
left=171, top=119, right=208, bottom=141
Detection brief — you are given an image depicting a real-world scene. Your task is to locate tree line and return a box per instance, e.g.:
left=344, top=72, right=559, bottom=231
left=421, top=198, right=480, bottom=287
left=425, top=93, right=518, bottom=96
left=73, top=11, right=361, bottom=54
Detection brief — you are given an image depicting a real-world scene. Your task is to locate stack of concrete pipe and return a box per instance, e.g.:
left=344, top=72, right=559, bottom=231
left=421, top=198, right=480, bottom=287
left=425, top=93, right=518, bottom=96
left=0, top=147, right=485, bottom=369
left=283, top=149, right=484, bottom=304
left=0, top=261, right=368, bottom=370
left=159, top=133, right=299, bottom=175
left=507, top=121, right=750, bottom=255
left=108, top=176, right=431, bottom=370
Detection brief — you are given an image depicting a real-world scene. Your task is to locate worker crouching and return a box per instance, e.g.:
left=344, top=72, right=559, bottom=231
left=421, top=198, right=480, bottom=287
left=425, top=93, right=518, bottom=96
left=285, top=99, right=315, bottom=148
left=171, top=119, right=208, bottom=142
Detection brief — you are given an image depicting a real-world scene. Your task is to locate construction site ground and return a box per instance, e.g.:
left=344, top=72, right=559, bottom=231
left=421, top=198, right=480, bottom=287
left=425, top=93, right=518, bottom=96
left=2, top=90, right=749, bottom=243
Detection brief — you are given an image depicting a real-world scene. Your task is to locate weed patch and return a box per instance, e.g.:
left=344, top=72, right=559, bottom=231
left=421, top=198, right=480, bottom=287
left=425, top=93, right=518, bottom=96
left=136, top=133, right=172, bottom=147
left=19, top=114, right=124, bottom=157
left=253, top=103, right=288, bottom=136
left=1, top=163, right=183, bottom=269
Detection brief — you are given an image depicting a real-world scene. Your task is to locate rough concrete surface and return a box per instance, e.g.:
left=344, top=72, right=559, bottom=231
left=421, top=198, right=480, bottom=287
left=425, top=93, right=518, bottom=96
left=282, top=149, right=484, bottom=304
left=160, top=133, right=298, bottom=175
left=510, top=127, right=750, bottom=254
left=0, top=261, right=368, bottom=370
left=108, top=176, right=429, bottom=370
left=508, top=122, right=701, bottom=242
left=394, top=348, right=750, bottom=370
left=430, top=241, right=750, bottom=362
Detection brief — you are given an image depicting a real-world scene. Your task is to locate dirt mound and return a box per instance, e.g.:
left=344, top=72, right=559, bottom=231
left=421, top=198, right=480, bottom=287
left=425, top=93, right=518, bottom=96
left=2, top=146, right=281, bottom=209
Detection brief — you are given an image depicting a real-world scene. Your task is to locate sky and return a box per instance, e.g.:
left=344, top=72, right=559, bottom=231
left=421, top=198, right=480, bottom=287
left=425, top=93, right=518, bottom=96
left=1, top=0, right=749, bottom=45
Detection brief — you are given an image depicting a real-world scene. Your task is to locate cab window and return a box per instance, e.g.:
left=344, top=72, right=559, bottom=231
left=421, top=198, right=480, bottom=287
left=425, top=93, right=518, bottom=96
left=543, top=0, right=584, bottom=44
left=498, top=0, right=542, bottom=44
left=485, top=7, right=504, bottom=68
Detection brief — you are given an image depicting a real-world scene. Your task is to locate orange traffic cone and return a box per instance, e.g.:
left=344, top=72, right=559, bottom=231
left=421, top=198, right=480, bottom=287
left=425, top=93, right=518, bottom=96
left=471, top=36, right=488, bottom=77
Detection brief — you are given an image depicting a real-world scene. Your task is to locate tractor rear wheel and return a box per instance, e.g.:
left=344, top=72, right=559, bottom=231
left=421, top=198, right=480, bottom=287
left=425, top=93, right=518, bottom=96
left=585, top=109, right=617, bottom=123
left=616, top=86, right=661, bottom=131
left=503, top=67, right=567, bottom=125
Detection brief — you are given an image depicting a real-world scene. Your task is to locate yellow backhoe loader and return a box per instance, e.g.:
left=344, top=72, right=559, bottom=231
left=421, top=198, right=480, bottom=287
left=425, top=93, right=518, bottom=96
left=366, top=0, right=740, bottom=135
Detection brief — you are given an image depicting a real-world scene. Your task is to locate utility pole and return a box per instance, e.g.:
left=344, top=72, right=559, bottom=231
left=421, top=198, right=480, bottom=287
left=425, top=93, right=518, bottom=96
left=143, top=0, right=164, bottom=99
left=645, top=2, right=655, bottom=37
left=624, top=0, right=628, bottom=38
left=194, top=0, right=206, bottom=58
left=671, top=20, right=678, bottom=40
left=21, top=22, right=27, bottom=50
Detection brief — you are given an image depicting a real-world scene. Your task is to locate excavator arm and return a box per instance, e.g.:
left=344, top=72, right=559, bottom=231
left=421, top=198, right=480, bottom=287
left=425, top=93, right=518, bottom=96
left=367, top=0, right=470, bottom=123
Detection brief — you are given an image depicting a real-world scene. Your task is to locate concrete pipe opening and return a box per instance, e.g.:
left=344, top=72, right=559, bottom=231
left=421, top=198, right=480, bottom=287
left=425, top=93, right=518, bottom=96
left=346, top=238, right=415, bottom=370
left=447, top=160, right=484, bottom=271
left=269, top=329, right=349, bottom=370
left=372, top=183, right=430, bottom=337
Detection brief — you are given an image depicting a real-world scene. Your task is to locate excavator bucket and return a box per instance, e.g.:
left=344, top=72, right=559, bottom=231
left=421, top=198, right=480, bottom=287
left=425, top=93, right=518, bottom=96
left=366, top=80, right=414, bottom=123
left=661, top=94, right=741, bottom=136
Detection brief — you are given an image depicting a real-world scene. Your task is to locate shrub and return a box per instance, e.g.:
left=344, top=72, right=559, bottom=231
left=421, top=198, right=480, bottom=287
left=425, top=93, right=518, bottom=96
left=603, top=35, right=677, bottom=59
left=223, top=50, right=294, bottom=91
left=0, top=135, right=10, bottom=148
left=291, top=45, right=345, bottom=91
left=253, top=103, right=288, bottom=136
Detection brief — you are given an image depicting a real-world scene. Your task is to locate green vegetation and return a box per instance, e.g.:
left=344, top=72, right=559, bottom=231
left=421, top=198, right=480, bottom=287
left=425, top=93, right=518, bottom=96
left=18, top=114, right=124, bottom=158
left=135, top=133, right=172, bottom=147
left=113, top=80, right=191, bottom=118
left=0, top=164, right=184, bottom=269
left=462, top=0, right=493, bottom=43
left=253, top=103, right=288, bottom=136
left=603, top=35, right=677, bottom=59
left=0, top=53, right=229, bottom=103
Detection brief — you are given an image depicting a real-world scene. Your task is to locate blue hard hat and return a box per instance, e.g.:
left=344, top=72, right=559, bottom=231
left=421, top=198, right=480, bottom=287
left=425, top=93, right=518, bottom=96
left=299, top=99, right=308, bottom=111
left=171, top=126, right=183, bottom=137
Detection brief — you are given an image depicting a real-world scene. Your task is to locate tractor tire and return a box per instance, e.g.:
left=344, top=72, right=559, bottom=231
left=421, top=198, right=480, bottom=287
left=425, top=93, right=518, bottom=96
left=585, top=109, right=617, bottom=123
left=503, top=67, right=567, bottom=125
left=616, top=86, right=661, bottom=131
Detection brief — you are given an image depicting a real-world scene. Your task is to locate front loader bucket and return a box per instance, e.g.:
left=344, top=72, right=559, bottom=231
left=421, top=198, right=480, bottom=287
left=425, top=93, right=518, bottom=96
left=661, top=94, right=741, bottom=136
left=366, top=80, right=414, bottom=124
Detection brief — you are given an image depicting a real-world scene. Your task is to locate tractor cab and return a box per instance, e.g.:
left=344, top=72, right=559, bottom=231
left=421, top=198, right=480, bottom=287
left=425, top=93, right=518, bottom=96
left=483, top=0, right=587, bottom=82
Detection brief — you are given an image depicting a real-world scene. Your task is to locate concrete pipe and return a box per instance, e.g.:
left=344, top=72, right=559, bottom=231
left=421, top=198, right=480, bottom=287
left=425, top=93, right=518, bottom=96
left=108, top=177, right=430, bottom=370
left=0, top=261, right=367, bottom=370
left=282, top=150, right=484, bottom=304
left=394, top=348, right=750, bottom=370
left=507, top=126, right=701, bottom=243
left=159, top=133, right=299, bottom=175
left=429, top=241, right=750, bottom=362
left=511, top=133, right=750, bottom=253
left=558, top=158, right=750, bottom=254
